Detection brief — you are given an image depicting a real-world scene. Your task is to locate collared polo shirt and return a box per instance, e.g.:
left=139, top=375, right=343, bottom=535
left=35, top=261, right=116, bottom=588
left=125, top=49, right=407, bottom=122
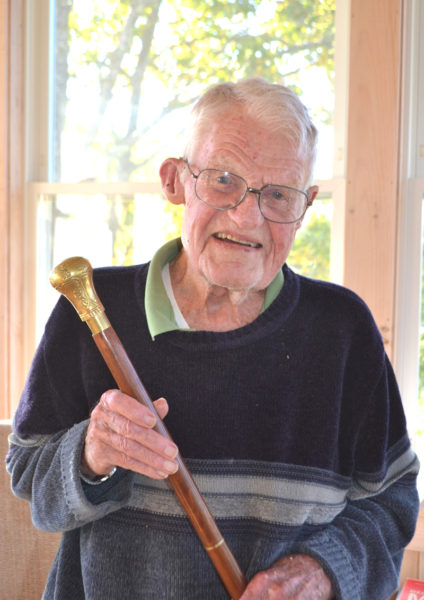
left=145, top=238, right=284, bottom=339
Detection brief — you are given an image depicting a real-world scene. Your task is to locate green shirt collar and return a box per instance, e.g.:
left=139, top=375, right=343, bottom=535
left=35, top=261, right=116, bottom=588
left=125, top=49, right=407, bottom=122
left=145, top=238, right=284, bottom=339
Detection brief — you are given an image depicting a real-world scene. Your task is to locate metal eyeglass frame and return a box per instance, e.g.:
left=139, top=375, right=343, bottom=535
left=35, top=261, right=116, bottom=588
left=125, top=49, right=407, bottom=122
left=182, top=158, right=313, bottom=225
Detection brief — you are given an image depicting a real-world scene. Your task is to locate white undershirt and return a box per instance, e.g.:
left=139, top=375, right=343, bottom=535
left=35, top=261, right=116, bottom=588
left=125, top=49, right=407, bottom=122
left=161, top=262, right=190, bottom=329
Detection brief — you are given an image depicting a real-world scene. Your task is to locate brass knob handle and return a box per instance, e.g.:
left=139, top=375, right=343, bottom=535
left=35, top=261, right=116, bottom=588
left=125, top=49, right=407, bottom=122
left=49, top=257, right=110, bottom=334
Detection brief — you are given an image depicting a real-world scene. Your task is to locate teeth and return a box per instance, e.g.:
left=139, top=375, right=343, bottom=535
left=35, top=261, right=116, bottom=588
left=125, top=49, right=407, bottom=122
left=214, top=233, right=260, bottom=248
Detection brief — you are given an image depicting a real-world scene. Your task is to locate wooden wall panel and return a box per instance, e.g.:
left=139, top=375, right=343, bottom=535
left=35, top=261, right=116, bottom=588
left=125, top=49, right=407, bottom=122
left=0, top=0, right=25, bottom=419
left=8, top=0, right=25, bottom=417
left=344, top=0, right=403, bottom=359
left=0, top=0, right=11, bottom=420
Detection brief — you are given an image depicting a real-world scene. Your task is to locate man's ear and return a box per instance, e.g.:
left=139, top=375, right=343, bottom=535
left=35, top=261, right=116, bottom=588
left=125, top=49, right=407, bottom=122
left=159, top=158, right=185, bottom=205
left=295, top=185, right=319, bottom=230
left=308, top=185, right=319, bottom=204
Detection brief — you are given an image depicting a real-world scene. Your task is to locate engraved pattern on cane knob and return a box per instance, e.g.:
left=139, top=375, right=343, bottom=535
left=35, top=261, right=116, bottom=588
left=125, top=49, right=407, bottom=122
left=49, top=257, right=110, bottom=334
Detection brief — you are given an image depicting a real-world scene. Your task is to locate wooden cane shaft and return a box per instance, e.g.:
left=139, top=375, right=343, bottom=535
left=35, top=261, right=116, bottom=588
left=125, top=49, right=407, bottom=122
left=94, top=328, right=247, bottom=599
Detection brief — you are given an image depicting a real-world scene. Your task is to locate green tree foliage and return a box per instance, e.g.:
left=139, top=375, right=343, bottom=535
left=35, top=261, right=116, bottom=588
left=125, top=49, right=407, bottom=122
left=54, top=0, right=335, bottom=265
left=288, top=211, right=331, bottom=280
left=420, top=333, right=424, bottom=405
left=63, top=0, right=335, bottom=179
left=419, top=239, right=424, bottom=415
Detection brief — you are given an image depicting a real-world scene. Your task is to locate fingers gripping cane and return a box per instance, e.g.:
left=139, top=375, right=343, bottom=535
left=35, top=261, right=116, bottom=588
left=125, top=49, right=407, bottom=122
left=50, top=257, right=247, bottom=600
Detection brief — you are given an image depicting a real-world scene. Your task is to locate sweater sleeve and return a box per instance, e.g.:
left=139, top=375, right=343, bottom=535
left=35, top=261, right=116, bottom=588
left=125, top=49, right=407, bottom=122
left=291, top=354, right=420, bottom=600
left=6, top=293, right=136, bottom=531
left=292, top=470, right=419, bottom=599
left=6, top=422, right=135, bottom=532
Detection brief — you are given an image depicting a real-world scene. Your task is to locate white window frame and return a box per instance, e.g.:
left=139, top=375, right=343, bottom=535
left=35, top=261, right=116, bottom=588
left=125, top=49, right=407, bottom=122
left=394, top=0, right=424, bottom=434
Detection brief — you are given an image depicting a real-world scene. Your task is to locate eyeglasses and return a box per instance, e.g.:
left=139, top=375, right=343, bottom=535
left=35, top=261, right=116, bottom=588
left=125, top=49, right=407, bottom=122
left=183, top=159, right=312, bottom=224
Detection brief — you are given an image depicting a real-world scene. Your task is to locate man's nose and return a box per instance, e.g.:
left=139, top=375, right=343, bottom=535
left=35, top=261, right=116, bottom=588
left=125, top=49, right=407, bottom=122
left=228, top=190, right=264, bottom=228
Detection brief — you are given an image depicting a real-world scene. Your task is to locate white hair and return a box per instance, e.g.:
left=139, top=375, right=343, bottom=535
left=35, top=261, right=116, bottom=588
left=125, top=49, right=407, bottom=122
left=183, top=77, right=318, bottom=186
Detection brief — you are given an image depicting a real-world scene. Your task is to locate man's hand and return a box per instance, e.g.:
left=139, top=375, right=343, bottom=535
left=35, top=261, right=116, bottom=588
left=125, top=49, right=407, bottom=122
left=240, top=554, right=333, bottom=600
left=81, top=390, right=179, bottom=479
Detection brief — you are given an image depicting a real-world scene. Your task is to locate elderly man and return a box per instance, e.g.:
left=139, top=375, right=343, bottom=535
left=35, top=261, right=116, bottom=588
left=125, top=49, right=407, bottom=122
left=7, top=78, right=419, bottom=599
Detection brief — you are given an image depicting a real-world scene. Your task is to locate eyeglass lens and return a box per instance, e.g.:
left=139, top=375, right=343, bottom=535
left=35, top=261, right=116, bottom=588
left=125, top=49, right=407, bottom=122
left=195, top=169, right=307, bottom=223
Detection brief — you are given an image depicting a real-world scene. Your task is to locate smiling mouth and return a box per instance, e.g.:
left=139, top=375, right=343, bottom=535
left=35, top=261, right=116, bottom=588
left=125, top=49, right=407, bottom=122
left=212, top=233, right=262, bottom=248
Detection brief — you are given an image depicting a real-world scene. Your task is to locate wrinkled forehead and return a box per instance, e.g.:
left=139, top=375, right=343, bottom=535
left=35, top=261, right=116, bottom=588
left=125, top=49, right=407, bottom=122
left=190, top=110, right=309, bottom=183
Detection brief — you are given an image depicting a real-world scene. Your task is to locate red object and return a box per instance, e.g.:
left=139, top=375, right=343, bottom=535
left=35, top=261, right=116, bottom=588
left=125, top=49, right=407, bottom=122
left=397, top=579, right=424, bottom=600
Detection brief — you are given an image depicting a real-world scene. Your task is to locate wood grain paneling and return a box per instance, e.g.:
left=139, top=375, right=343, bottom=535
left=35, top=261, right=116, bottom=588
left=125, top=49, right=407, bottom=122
left=0, top=0, right=11, bottom=420
left=0, top=0, right=25, bottom=419
left=344, top=0, right=403, bottom=359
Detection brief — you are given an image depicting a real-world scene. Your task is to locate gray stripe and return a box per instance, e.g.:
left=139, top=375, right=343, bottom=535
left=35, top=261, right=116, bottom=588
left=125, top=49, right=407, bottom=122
left=130, top=473, right=348, bottom=526
left=188, top=472, right=347, bottom=504
left=349, top=447, right=419, bottom=499
left=129, top=448, right=418, bottom=526
left=8, top=431, right=57, bottom=447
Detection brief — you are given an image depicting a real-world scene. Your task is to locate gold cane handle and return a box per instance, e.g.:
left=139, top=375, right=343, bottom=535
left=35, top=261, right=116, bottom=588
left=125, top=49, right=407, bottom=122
left=49, top=257, right=110, bottom=335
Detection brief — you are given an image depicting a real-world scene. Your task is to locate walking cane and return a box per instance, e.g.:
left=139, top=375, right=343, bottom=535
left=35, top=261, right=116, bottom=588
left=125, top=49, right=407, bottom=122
left=50, top=256, right=247, bottom=599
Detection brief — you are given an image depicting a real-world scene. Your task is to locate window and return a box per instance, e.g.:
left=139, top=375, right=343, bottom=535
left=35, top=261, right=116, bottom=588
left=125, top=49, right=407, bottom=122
left=49, top=0, right=336, bottom=184
left=16, top=1, right=412, bottom=427
left=5, top=2, right=409, bottom=443
left=27, top=0, right=340, bottom=345
left=7, top=0, right=388, bottom=418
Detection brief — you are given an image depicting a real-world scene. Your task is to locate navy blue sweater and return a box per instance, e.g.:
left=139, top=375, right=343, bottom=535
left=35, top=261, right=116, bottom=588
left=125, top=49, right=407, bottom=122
left=7, top=263, right=419, bottom=599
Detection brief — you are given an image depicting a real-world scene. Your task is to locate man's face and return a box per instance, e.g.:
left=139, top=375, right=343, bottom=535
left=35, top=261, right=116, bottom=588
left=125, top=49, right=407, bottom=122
left=178, top=110, right=313, bottom=292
